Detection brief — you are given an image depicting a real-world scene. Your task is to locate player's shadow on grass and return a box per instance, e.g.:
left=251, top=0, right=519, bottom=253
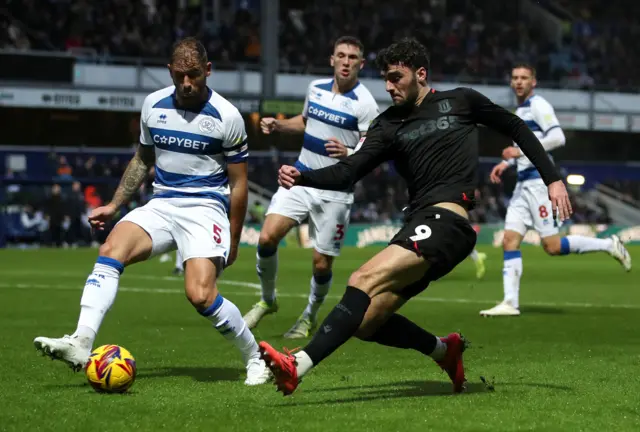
left=138, top=366, right=243, bottom=382
left=282, top=379, right=572, bottom=406
left=282, top=380, right=486, bottom=406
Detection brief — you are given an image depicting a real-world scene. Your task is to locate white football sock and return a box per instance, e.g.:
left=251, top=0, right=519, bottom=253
left=302, top=273, right=332, bottom=322
left=429, top=337, right=447, bottom=361
left=294, top=350, right=314, bottom=377
left=202, top=295, right=259, bottom=364
left=175, top=250, right=184, bottom=271
left=74, top=256, right=124, bottom=347
left=256, top=246, right=278, bottom=305
left=562, top=236, right=613, bottom=255
left=503, top=251, right=523, bottom=309
left=469, top=249, right=479, bottom=262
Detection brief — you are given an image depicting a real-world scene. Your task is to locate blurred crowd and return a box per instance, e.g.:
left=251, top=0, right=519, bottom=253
left=2, top=0, right=640, bottom=90
left=4, top=151, right=615, bottom=248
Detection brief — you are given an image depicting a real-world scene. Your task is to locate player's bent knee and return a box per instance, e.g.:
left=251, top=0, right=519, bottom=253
left=503, top=232, right=521, bottom=251
left=312, top=252, right=333, bottom=275
left=258, top=229, right=281, bottom=250
left=185, top=279, right=218, bottom=312
left=542, top=237, right=562, bottom=256
left=98, top=239, right=132, bottom=264
left=347, top=268, right=377, bottom=296
left=184, top=259, right=220, bottom=312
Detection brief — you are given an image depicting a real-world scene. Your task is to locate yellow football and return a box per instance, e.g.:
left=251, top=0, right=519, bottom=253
left=85, top=345, right=136, bottom=393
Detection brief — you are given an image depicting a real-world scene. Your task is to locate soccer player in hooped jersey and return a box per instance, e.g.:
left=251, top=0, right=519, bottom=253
left=33, top=38, right=271, bottom=385
left=243, top=36, right=380, bottom=338
left=480, top=64, right=632, bottom=317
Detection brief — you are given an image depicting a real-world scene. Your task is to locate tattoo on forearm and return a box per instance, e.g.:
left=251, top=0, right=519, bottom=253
left=110, top=148, right=154, bottom=207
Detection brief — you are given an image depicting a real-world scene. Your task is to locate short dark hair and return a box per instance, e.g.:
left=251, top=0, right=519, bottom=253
left=375, top=38, right=430, bottom=72
left=512, top=63, right=536, bottom=78
left=334, top=35, right=364, bottom=55
left=170, top=37, right=208, bottom=65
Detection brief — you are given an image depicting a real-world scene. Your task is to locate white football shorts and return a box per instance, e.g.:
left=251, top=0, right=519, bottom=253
left=118, top=197, right=230, bottom=263
left=505, top=180, right=560, bottom=238
left=266, top=186, right=351, bottom=256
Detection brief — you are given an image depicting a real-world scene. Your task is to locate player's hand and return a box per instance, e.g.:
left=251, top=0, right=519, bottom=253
left=325, top=137, right=349, bottom=159
left=225, top=244, right=239, bottom=268
left=278, top=165, right=302, bottom=189
left=88, top=203, right=117, bottom=231
left=548, top=180, right=573, bottom=222
left=260, top=117, right=278, bottom=135
left=502, top=146, right=522, bottom=160
left=490, top=162, right=509, bottom=184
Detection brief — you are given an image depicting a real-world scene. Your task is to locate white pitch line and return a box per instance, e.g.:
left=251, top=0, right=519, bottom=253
left=0, top=280, right=638, bottom=310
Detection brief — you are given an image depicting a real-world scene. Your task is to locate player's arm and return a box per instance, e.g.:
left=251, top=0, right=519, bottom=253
left=464, top=88, right=560, bottom=185
left=270, top=115, right=307, bottom=134
left=295, top=119, right=390, bottom=190
left=224, top=111, right=250, bottom=266
left=227, top=161, right=248, bottom=264
left=262, top=85, right=311, bottom=135
left=349, top=98, right=380, bottom=156
left=532, top=99, right=565, bottom=152
left=109, top=145, right=155, bottom=209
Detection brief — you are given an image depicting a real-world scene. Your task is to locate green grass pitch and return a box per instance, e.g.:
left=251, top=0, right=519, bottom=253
left=1, top=246, right=639, bottom=431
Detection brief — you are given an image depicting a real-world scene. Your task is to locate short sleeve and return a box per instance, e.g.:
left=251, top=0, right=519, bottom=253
left=531, top=98, right=561, bottom=135
left=139, top=97, right=153, bottom=146
left=223, top=110, right=249, bottom=164
left=358, top=99, right=380, bottom=134
left=302, top=83, right=312, bottom=118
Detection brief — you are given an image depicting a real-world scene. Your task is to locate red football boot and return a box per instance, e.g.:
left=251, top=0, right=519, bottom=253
left=435, top=332, right=468, bottom=393
left=258, top=341, right=299, bottom=396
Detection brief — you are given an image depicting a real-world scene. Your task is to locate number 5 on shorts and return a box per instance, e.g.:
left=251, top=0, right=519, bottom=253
left=213, top=224, right=222, bottom=244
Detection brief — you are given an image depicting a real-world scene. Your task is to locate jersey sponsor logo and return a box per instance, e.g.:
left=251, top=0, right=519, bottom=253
left=152, top=134, right=210, bottom=150
left=157, top=114, right=167, bottom=124
left=308, top=105, right=348, bottom=125
left=397, top=115, right=459, bottom=144
left=148, top=127, right=223, bottom=154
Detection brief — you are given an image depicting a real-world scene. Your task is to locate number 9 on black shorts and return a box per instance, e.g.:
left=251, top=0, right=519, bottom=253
left=390, top=207, right=477, bottom=298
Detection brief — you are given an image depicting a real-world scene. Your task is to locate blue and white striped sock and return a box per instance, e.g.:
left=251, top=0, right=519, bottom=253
left=75, top=256, right=124, bottom=346
left=302, top=272, right=332, bottom=322
left=201, top=295, right=259, bottom=364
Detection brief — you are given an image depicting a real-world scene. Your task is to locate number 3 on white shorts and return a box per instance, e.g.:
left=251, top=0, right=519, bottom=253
left=409, top=224, right=432, bottom=242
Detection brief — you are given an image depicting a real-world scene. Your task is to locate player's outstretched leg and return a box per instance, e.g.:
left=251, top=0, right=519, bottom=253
left=259, top=243, right=470, bottom=396
left=185, top=257, right=270, bottom=385
left=284, top=251, right=334, bottom=339
left=469, top=249, right=487, bottom=279
left=34, top=221, right=152, bottom=371
left=548, top=234, right=631, bottom=271
left=173, top=250, right=184, bottom=276
left=244, top=214, right=297, bottom=329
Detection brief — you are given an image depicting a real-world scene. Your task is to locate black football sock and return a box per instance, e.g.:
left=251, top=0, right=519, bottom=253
left=361, top=313, right=439, bottom=356
left=303, top=286, right=371, bottom=365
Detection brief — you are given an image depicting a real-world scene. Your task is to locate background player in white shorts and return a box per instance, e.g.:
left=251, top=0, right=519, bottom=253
left=243, top=36, right=379, bottom=338
left=481, top=63, right=632, bottom=317
left=33, top=38, right=270, bottom=385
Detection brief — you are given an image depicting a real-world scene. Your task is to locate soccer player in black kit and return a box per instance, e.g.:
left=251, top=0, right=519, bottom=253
left=259, top=38, right=573, bottom=396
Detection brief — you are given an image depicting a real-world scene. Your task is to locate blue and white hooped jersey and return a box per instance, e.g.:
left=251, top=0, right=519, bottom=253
left=139, top=86, right=248, bottom=213
left=513, top=94, right=561, bottom=183
left=296, top=78, right=379, bottom=203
